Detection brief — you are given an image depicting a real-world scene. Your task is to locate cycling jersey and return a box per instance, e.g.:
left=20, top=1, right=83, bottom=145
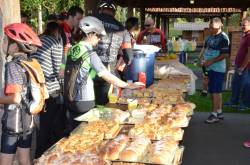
left=95, top=13, right=132, bottom=68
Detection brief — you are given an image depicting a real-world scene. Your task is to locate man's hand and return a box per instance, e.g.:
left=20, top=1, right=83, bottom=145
left=237, top=67, right=245, bottom=75
left=202, top=60, right=213, bottom=67
left=126, top=82, right=145, bottom=90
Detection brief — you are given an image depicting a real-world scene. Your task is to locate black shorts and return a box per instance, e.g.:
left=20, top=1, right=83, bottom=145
left=208, top=70, right=225, bottom=93
left=1, top=132, right=32, bottom=154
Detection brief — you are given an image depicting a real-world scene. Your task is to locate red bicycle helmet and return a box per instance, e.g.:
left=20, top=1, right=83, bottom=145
left=4, top=23, right=41, bottom=47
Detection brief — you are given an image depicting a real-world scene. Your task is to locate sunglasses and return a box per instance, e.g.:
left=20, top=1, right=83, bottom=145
left=144, top=24, right=151, bottom=27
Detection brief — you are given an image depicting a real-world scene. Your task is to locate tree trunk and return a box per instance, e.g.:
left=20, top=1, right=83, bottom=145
left=38, top=5, right=43, bottom=34
left=0, top=0, right=21, bottom=93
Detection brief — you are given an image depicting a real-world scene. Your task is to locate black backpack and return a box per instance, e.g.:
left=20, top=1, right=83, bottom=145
left=2, top=59, right=34, bottom=134
left=64, top=47, right=91, bottom=102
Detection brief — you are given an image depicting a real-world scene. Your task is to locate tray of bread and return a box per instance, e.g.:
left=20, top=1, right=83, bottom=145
left=34, top=151, right=110, bottom=165
left=73, top=120, right=122, bottom=139
left=35, top=135, right=184, bottom=165
left=75, top=107, right=130, bottom=124
left=99, top=135, right=184, bottom=165
left=123, top=88, right=185, bottom=99
left=129, top=123, right=184, bottom=141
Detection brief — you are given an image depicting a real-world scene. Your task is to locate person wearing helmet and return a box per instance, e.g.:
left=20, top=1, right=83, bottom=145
left=94, top=0, right=134, bottom=105
left=64, top=16, right=143, bottom=131
left=0, top=23, right=41, bottom=165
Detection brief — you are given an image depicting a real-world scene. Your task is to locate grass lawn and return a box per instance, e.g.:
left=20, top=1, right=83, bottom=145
left=187, top=90, right=250, bottom=114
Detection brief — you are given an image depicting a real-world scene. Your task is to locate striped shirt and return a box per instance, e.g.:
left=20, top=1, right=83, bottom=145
left=31, top=35, right=63, bottom=94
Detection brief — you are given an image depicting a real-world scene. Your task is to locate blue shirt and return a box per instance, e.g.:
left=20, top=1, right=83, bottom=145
left=204, top=32, right=230, bottom=73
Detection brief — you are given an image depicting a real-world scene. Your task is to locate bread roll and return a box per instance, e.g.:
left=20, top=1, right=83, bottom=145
left=99, top=134, right=129, bottom=160
left=119, top=137, right=150, bottom=161
left=149, top=138, right=178, bottom=164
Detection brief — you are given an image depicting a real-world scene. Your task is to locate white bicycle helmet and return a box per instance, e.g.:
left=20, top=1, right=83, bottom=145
left=98, top=0, right=117, bottom=11
left=79, top=16, right=106, bottom=36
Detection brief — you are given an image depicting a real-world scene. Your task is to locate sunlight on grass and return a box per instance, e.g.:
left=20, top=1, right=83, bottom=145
left=187, top=91, right=250, bottom=114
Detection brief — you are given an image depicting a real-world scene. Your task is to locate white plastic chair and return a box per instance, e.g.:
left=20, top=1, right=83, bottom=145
left=225, top=69, right=235, bottom=90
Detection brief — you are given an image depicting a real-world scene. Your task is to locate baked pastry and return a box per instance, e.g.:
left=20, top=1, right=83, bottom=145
left=149, top=138, right=178, bottom=164
left=111, top=109, right=130, bottom=123
left=82, top=120, right=121, bottom=139
left=56, top=134, right=103, bottom=153
left=174, top=102, right=195, bottom=116
left=157, top=126, right=184, bottom=141
left=119, top=137, right=151, bottom=162
left=99, top=134, right=129, bottom=160
left=35, top=151, right=105, bottom=165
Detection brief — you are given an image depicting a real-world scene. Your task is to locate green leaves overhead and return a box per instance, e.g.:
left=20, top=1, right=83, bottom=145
left=21, top=0, right=84, bottom=14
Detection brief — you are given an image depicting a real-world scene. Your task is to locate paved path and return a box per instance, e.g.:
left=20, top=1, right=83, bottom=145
left=182, top=112, right=250, bottom=165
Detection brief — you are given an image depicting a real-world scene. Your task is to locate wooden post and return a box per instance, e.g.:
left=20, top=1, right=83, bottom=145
left=0, top=0, right=21, bottom=92
left=225, top=14, right=229, bottom=33
left=140, top=7, right=145, bottom=30
left=85, top=0, right=99, bottom=15
left=127, top=6, right=133, bottom=18
left=166, top=17, right=170, bottom=39
left=156, top=14, right=160, bottom=29
left=38, top=5, right=43, bottom=34
left=162, top=17, right=167, bottom=37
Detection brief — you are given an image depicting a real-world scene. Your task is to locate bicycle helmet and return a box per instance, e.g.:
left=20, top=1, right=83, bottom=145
left=4, top=23, right=41, bottom=54
left=79, top=16, right=106, bottom=36
left=98, top=0, right=117, bottom=11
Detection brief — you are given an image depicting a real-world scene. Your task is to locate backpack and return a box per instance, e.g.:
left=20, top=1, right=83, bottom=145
left=64, top=47, right=91, bottom=102
left=17, top=58, right=49, bottom=115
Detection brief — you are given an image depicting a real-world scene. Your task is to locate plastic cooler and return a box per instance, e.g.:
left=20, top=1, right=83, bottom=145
left=145, top=52, right=156, bottom=87
left=125, top=49, right=146, bottom=81
left=125, top=49, right=156, bottom=87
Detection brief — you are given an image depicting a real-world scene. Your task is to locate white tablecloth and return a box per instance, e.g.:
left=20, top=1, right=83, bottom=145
left=154, top=60, right=198, bottom=95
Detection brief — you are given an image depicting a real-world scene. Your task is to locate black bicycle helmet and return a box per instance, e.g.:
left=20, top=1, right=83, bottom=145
left=98, top=0, right=117, bottom=11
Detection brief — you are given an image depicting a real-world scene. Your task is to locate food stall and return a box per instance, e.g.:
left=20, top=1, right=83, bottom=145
left=34, top=55, right=197, bottom=165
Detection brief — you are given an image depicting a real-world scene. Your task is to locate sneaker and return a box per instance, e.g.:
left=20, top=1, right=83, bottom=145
left=205, top=114, right=219, bottom=124
left=217, top=112, right=224, bottom=120
left=243, top=140, right=250, bottom=148
left=201, top=90, right=208, bottom=97
left=223, top=101, right=237, bottom=107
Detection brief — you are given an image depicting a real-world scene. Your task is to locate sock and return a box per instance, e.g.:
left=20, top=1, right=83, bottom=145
left=217, top=109, right=222, bottom=113
left=212, top=112, right=217, bottom=117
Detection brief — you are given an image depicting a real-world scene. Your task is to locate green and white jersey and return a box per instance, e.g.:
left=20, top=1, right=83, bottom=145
left=67, top=41, right=107, bottom=101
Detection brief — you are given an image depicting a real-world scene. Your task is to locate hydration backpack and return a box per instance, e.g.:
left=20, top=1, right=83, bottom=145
left=17, top=58, right=49, bottom=115
left=64, top=50, right=90, bottom=102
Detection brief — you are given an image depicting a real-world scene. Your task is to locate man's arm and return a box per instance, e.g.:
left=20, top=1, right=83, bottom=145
left=238, top=46, right=250, bottom=72
left=121, top=30, right=133, bottom=64
left=199, top=46, right=205, bottom=60
left=160, top=31, right=167, bottom=52
left=0, top=93, right=21, bottom=104
left=136, top=31, right=144, bottom=44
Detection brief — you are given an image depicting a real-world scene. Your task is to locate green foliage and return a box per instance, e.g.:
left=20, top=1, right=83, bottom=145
left=115, top=6, right=127, bottom=24
left=20, top=0, right=84, bottom=31
left=21, top=0, right=84, bottom=14
left=228, top=14, right=240, bottom=26
left=20, top=0, right=43, bottom=11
